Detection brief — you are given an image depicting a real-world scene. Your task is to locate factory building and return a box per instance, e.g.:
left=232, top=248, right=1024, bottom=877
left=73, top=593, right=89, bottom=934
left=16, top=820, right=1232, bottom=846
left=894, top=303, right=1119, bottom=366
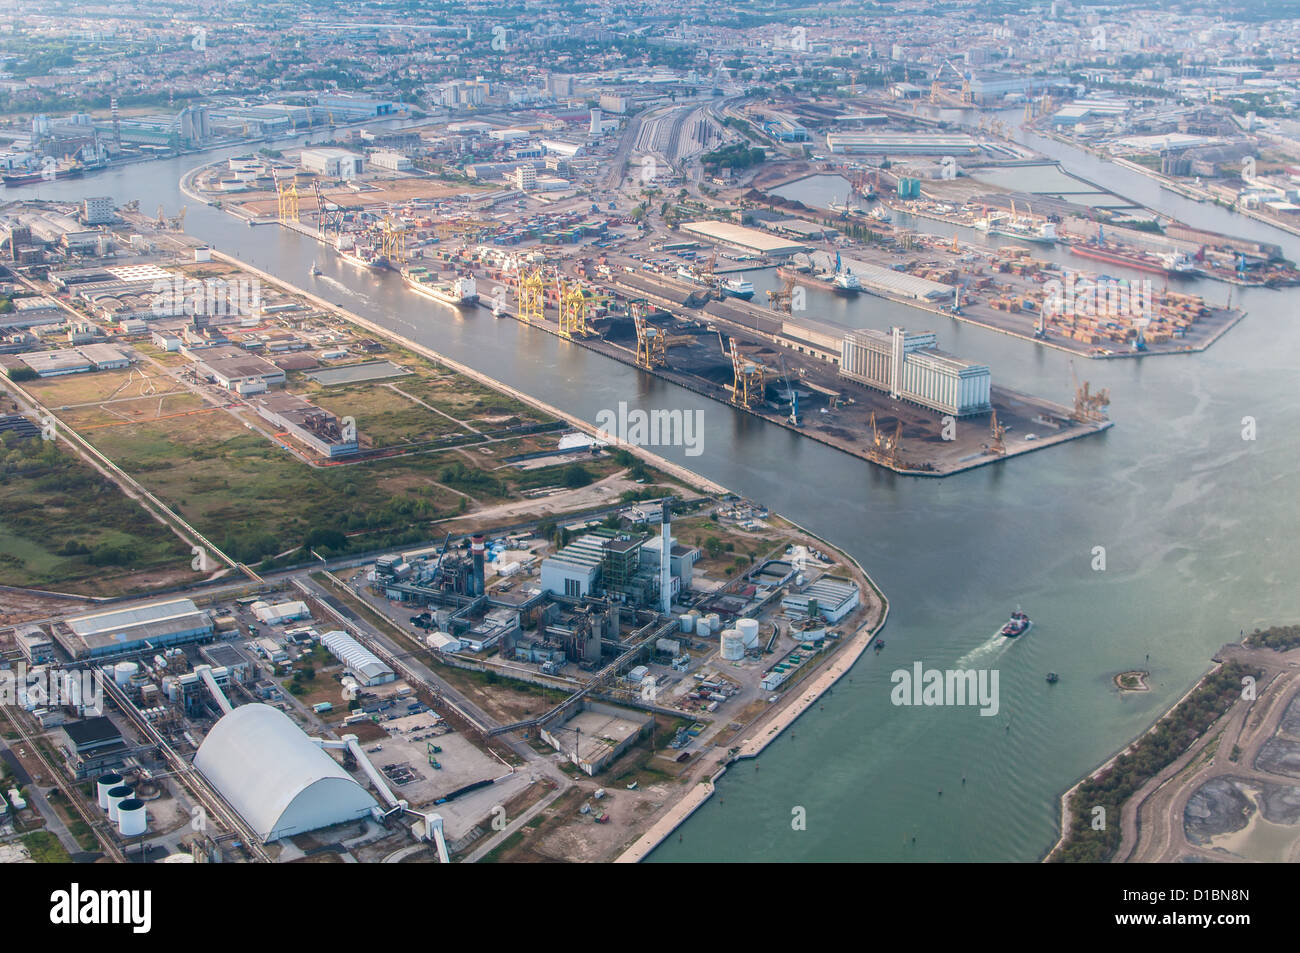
left=320, top=630, right=395, bottom=686
left=300, top=147, right=366, bottom=180
left=368, top=150, right=412, bottom=172
left=540, top=535, right=606, bottom=598
left=194, top=703, right=379, bottom=842
left=253, top=393, right=359, bottom=458
left=56, top=599, right=214, bottom=660
left=824, top=132, right=982, bottom=155
left=781, top=577, right=861, bottom=624
left=680, top=221, right=808, bottom=258
left=840, top=327, right=991, bottom=417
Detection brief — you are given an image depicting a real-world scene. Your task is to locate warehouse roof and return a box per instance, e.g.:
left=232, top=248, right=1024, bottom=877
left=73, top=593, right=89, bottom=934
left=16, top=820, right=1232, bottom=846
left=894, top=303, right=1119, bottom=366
left=194, top=703, right=378, bottom=842
left=320, top=630, right=393, bottom=683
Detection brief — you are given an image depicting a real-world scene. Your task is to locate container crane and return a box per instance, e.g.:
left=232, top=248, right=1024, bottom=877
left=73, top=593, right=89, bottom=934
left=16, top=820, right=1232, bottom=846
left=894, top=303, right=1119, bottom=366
left=516, top=267, right=546, bottom=325
left=728, top=340, right=765, bottom=409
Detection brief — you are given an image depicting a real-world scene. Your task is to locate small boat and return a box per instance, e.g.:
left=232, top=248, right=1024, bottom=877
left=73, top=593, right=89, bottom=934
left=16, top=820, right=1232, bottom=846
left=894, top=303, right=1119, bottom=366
left=1046, top=672, right=1059, bottom=684
left=310, top=261, right=321, bottom=277
left=1000, top=608, right=1031, bottom=638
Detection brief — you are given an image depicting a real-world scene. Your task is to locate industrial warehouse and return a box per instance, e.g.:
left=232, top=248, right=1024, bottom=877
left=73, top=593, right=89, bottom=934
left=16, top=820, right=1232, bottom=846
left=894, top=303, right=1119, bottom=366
left=840, top=327, right=992, bottom=417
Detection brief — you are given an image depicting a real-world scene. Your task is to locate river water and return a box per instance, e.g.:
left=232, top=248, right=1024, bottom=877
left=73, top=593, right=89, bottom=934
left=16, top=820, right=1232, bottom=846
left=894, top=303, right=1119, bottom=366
left=13, top=118, right=1300, bottom=862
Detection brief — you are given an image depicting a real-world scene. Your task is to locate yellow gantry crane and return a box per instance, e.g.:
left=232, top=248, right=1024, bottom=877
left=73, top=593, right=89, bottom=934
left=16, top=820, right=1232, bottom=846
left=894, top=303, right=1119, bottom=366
left=633, top=309, right=665, bottom=368
left=516, top=267, right=546, bottom=324
left=381, top=215, right=407, bottom=264
left=557, top=277, right=593, bottom=338
left=275, top=174, right=300, bottom=223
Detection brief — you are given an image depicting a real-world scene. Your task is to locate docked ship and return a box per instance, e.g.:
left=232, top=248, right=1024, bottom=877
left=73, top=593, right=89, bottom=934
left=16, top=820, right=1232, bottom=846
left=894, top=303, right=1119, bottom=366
left=832, top=271, right=861, bottom=294
left=1000, top=608, right=1032, bottom=638
left=338, top=246, right=387, bottom=271
left=721, top=275, right=755, bottom=300
left=676, top=264, right=708, bottom=286
left=3, top=163, right=85, bottom=187
left=828, top=193, right=862, bottom=216
left=403, top=266, right=478, bottom=308
left=976, top=214, right=1057, bottom=245
left=1069, top=242, right=1198, bottom=277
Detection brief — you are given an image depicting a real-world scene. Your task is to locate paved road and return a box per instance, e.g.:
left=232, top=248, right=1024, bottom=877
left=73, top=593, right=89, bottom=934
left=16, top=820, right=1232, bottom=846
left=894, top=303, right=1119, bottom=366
left=1121, top=643, right=1300, bottom=863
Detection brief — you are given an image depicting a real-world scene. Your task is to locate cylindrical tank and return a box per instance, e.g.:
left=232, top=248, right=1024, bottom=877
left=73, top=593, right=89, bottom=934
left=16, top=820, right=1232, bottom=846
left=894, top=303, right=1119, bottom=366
left=705, top=613, right=722, bottom=634
left=679, top=613, right=694, bottom=633
left=793, top=620, right=827, bottom=642
left=720, top=632, right=744, bottom=661
left=96, top=773, right=124, bottom=810
left=117, top=798, right=147, bottom=837
left=106, top=785, right=133, bottom=821
left=695, top=616, right=711, bottom=636
left=796, top=574, right=806, bottom=587
left=113, top=662, right=139, bottom=686
left=736, top=618, right=760, bottom=648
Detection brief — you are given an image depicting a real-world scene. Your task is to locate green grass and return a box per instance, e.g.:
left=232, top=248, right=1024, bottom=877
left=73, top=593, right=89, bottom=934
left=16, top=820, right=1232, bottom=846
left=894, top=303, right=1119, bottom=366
left=22, top=831, right=72, bottom=863
left=0, top=435, right=196, bottom=592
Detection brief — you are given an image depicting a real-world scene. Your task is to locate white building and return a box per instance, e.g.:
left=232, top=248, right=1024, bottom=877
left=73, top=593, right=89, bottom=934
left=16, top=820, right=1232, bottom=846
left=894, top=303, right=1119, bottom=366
left=320, top=630, right=395, bottom=686
left=368, top=150, right=412, bottom=172
left=194, top=704, right=378, bottom=842
left=300, top=147, right=366, bottom=179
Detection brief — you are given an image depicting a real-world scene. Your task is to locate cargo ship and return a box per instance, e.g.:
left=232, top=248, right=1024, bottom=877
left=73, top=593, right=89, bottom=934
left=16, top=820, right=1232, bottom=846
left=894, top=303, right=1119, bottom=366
left=1069, top=242, right=1197, bottom=277
left=3, top=164, right=84, bottom=187
left=975, top=214, right=1057, bottom=245
left=338, top=246, right=387, bottom=271
left=403, top=266, right=478, bottom=308
left=832, top=271, right=861, bottom=295
left=1000, top=608, right=1031, bottom=638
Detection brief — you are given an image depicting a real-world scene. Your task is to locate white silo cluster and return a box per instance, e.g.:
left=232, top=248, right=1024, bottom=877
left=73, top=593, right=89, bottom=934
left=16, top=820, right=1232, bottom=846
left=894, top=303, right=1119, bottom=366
left=96, top=772, right=147, bottom=837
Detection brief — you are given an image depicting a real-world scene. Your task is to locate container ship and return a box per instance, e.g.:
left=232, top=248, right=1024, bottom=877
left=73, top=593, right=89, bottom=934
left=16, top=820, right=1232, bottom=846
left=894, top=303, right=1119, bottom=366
left=403, top=266, right=478, bottom=308
left=1000, top=609, right=1032, bottom=638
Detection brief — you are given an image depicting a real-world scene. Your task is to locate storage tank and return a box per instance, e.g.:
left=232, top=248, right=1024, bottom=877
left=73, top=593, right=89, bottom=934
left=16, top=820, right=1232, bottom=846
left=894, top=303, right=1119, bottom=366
left=106, top=785, right=133, bottom=822
left=736, top=618, right=760, bottom=648
left=679, top=613, right=694, bottom=634
left=113, top=662, right=139, bottom=687
left=720, top=631, right=744, bottom=661
left=116, top=798, right=147, bottom=837
left=695, top=615, right=711, bottom=636
left=96, top=773, right=124, bottom=810
left=705, top=613, right=722, bottom=634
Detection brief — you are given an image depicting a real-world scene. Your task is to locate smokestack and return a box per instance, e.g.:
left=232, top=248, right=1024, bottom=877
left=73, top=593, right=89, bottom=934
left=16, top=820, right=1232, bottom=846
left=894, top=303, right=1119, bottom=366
left=660, top=500, right=672, bottom=616
left=471, top=535, right=486, bottom=596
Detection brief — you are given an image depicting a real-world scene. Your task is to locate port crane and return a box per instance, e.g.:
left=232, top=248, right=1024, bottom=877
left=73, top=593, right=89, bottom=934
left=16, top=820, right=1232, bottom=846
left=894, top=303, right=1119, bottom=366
left=380, top=215, right=407, bottom=264
left=274, top=173, right=300, bottom=223
left=728, top=339, right=766, bottom=409
left=767, top=275, right=796, bottom=314
left=987, top=409, right=1007, bottom=456
left=868, top=411, right=903, bottom=466
left=314, top=182, right=345, bottom=239
left=1069, top=361, right=1110, bottom=422
left=516, top=267, right=546, bottom=324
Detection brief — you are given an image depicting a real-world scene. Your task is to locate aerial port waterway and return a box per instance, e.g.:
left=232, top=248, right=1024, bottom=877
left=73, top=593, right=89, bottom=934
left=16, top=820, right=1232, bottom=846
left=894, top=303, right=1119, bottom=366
left=10, top=118, right=1300, bottom=861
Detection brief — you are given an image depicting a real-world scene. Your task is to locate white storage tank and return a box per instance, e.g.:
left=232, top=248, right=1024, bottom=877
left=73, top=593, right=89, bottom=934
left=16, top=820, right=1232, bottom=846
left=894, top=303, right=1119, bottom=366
left=117, top=798, right=147, bottom=837
left=113, top=662, right=139, bottom=686
left=705, top=613, right=722, bottom=634
left=695, top=616, right=711, bottom=636
left=720, top=631, right=744, bottom=661
left=680, top=613, right=694, bottom=634
left=96, top=773, right=124, bottom=810
left=106, top=784, right=133, bottom=821
left=736, top=618, right=760, bottom=648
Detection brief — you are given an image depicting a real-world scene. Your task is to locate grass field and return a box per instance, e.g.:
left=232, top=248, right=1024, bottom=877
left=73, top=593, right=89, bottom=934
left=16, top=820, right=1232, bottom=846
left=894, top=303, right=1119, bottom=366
left=0, top=434, right=199, bottom=593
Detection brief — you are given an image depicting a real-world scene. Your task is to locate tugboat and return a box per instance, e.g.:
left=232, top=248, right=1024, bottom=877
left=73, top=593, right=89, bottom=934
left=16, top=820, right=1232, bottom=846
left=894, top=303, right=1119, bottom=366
left=1045, top=672, right=1059, bottom=684
left=1000, top=608, right=1032, bottom=638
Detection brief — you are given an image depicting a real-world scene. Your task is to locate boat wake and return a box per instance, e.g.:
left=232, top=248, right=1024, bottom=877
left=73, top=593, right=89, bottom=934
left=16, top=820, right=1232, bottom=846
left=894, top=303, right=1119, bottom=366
left=956, top=629, right=1017, bottom=668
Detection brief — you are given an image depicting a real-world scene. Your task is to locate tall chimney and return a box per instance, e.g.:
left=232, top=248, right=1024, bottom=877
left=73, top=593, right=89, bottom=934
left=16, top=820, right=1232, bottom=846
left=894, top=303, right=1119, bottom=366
left=471, top=535, right=486, bottom=596
left=660, top=500, right=672, bottom=616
